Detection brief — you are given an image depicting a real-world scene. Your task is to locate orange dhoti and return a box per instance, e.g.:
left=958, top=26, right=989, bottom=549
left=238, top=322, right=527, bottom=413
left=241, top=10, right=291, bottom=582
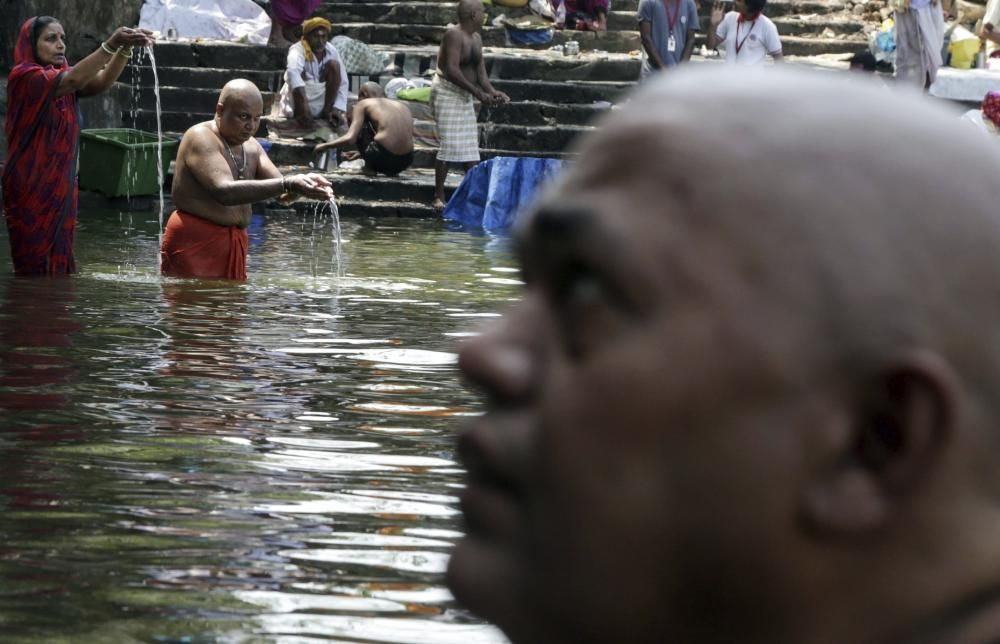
left=160, top=210, right=249, bottom=280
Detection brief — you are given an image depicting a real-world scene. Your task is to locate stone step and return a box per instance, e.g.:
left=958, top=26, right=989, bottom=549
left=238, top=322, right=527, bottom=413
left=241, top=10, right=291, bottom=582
left=490, top=78, right=633, bottom=103
left=317, top=0, right=850, bottom=17
left=134, top=45, right=641, bottom=85
left=129, top=65, right=284, bottom=93
left=146, top=41, right=289, bottom=70
left=125, top=110, right=268, bottom=139
left=481, top=100, right=613, bottom=126
left=770, top=16, right=868, bottom=36
left=120, top=84, right=276, bottom=114
left=329, top=23, right=640, bottom=52
left=692, top=32, right=866, bottom=56
left=771, top=34, right=868, bottom=56
left=127, top=109, right=583, bottom=166
left=332, top=197, right=435, bottom=218
left=320, top=1, right=632, bottom=31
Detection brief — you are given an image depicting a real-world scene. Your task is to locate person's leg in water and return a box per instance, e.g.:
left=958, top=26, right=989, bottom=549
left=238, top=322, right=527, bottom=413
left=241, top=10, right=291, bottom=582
left=433, top=160, right=477, bottom=212
left=434, top=159, right=449, bottom=212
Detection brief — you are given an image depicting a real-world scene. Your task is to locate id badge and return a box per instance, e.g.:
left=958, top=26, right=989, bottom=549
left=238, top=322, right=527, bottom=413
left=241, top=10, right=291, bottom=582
left=667, top=34, right=677, bottom=52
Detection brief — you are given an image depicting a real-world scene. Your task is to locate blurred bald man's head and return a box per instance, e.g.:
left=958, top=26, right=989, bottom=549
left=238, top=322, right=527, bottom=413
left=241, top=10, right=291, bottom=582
left=448, top=66, right=1000, bottom=644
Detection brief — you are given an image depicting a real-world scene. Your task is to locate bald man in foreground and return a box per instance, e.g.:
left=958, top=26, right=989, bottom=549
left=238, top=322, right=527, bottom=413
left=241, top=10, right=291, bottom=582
left=162, top=79, right=333, bottom=280
left=448, top=67, right=1000, bottom=644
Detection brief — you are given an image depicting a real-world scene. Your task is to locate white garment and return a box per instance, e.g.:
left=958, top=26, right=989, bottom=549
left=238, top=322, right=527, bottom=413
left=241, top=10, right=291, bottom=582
left=139, top=0, right=270, bottom=44
left=278, top=41, right=350, bottom=117
left=893, top=2, right=944, bottom=87
left=983, top=0, right=1000, bottom=56
left=714, top=12, right=782, bottom=65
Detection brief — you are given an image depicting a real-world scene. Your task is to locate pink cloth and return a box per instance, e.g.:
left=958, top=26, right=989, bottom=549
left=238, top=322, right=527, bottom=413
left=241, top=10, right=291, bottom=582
left=271, top=0, right=325, bottom=25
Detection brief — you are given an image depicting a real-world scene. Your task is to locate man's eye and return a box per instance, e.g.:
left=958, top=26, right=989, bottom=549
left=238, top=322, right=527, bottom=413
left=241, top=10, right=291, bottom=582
left=552, top=265, right=617, bottom=358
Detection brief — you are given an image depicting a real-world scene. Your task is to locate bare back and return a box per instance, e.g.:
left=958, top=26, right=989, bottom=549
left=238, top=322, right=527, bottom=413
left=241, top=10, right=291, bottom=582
left=171, top=121, right=265, bottom=228
left=364, top=99, right=415, bottom=155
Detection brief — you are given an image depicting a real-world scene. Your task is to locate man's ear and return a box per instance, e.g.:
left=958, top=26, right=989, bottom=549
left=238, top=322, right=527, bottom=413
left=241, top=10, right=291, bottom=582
left=215, top=103, right=224, bottom=116
left=799, top=351, right=958, bottom=537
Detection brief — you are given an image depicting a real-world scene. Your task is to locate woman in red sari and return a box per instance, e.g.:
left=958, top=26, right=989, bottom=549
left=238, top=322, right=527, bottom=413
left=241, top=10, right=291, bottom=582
left=2, top=16, right=151, bottom=276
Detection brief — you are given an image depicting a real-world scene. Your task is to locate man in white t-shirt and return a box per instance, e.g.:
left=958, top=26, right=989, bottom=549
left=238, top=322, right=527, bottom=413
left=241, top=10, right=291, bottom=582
left=707, top=0, right=782, bottom=65
left=276, top=17, right=349, bottom=128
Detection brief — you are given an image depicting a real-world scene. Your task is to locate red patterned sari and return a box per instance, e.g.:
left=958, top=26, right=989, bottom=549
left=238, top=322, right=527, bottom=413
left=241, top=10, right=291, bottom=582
left=2, top=17, right=81, bottom=275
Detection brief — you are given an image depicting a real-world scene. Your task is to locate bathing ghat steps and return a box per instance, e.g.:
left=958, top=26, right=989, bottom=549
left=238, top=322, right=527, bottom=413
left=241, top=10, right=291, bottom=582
left=116, top=0, right=870, bottom=218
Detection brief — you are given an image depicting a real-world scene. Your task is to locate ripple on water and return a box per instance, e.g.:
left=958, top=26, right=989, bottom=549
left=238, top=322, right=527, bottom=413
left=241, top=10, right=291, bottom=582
left=0, top=216, right=512, bottom=641
left=256, top=489, right=459, bottom=518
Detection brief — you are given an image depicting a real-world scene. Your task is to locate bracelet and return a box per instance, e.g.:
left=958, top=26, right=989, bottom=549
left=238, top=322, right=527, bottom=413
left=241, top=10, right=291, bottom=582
left=116, top=46, right=133, bottom=59
left=100, top=41, right=116, bottom=56
left=281, top=176, right=288, bottom=193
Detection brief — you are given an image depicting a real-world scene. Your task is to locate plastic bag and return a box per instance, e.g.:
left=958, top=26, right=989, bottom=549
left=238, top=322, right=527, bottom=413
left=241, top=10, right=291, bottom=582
left=949, top=24, right=981, bottom=69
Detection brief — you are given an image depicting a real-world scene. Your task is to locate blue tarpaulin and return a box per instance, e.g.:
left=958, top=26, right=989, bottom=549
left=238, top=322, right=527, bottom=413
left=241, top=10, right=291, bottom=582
left=442, top=156, right=564, bottom=231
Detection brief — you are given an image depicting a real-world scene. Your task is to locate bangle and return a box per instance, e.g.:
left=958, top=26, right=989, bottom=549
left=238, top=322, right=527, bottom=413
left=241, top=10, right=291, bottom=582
left=116, top=46, right=133, bottom=59
left=281, top=177, right=288, bottom=193
left=100, top=41, right=116, bottom=56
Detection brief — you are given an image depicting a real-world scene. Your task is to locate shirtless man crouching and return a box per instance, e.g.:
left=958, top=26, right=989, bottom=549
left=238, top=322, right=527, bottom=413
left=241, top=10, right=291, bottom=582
left=314, top=82, right=415, bottom=177
left=431, top=0, right=510, bottom=211
left=162, top=79, right=333, bottom=280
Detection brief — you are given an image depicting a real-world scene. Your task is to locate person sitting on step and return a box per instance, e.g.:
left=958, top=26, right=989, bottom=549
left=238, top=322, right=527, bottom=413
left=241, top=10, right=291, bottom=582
left=314, top=82, right=415, bottom=177
left=276, top=16, right=348, bottom=129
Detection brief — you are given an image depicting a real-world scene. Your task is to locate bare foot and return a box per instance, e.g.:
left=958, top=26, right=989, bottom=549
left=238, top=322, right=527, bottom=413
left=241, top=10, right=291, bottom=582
left=432, top=198, right=447, bottom=213
left=269, top=34, right=293, bottom=48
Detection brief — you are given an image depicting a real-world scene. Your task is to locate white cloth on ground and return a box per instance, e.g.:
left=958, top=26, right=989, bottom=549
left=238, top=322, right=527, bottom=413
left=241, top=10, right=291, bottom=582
left=278, top=41, right=350, bottom=117
left=893, top=2, right=944, bottom=87
left=431, top=74, right=480, bottom=163
left=139, top=0, right=270, bottom=44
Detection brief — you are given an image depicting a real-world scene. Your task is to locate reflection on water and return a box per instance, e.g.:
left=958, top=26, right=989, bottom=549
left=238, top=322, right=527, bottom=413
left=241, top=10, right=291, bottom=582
left=0, top=210, right=521, bottom=642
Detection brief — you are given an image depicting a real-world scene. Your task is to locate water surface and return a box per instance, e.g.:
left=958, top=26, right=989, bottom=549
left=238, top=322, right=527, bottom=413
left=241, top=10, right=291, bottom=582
left=0, top=208, right=518, bottom=643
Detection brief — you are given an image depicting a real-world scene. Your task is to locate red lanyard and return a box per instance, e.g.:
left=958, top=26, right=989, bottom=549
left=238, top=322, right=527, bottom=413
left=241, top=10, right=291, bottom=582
left=735, top=17, right=757, bottom=55
left=662, top=0, right=682, bottom=31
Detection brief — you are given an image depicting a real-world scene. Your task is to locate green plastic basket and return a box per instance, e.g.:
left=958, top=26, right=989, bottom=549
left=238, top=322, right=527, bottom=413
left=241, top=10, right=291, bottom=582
left=79, top=128, right=179, bottom=198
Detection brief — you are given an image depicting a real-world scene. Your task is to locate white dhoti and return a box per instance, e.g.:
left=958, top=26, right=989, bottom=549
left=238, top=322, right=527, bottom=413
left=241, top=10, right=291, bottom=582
left=894, top=2, right=945, bottom=87
left=278, top=80, right=328, bottom=119
left=431, top=74, right=480, bottom=163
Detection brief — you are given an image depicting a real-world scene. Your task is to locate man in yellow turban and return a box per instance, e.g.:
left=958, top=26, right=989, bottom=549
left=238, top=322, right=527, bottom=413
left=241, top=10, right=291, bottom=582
left=276, top=15, right=348, bottom=128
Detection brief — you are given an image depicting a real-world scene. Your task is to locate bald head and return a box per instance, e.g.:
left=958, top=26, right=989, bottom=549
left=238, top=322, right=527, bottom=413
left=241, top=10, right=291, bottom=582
left=556, top=68, right=1000, bottom=387
left=451, top=66, right=1000, bottom=644
left=217, top=78, right=263, bottom=111
left=359, top=82, right=384, bottom=99
left=458, top=0, right=484, bottom=22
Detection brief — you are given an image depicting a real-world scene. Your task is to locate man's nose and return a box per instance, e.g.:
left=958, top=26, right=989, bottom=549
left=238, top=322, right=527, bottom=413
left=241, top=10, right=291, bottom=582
left=458, top=301, right=539, bottom=404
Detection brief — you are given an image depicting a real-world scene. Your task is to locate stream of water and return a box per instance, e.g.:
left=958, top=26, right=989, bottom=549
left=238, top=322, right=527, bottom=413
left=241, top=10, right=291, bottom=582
left=144, top=45, right=166, bottom=256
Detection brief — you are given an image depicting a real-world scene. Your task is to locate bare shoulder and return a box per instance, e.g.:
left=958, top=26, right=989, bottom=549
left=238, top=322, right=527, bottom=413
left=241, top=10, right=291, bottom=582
left=442, top=25, right=464, bottom=44
left=182, top=121, right=220, bottom=152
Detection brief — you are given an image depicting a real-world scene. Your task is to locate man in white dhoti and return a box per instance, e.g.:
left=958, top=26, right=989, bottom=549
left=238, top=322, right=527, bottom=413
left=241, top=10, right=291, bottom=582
left=276, top=17, right=348, bottom=128
left=893, top=0, right=952, bottom=88
left=431, top=0, right=509, bottom=212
